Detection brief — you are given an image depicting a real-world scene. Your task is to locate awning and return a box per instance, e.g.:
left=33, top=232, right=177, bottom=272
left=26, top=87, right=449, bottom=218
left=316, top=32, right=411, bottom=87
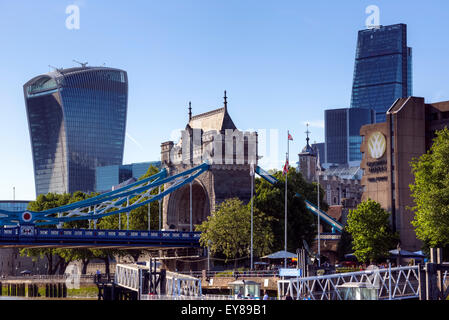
left=389, top=249, right=425, bottom=258
left=261, top=250, right=297, bottom=259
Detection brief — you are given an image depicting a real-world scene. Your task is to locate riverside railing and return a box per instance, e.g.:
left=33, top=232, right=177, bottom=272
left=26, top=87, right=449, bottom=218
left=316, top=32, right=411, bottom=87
left=277, top=265, right=422, bottom=300
left=0, top=274, right=113, bottom=282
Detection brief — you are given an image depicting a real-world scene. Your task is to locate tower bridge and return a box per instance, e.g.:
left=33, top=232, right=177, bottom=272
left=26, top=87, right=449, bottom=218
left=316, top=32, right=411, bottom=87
left=0, top=93, right=342, bottom=249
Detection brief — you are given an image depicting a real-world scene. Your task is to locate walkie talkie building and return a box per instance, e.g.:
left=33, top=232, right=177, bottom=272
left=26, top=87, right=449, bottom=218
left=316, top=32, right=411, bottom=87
left=23, top=66, right=128, bottom=196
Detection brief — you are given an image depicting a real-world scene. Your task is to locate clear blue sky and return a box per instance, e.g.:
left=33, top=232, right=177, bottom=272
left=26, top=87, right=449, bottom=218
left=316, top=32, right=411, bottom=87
left=0, top=0, right=448, bottom=201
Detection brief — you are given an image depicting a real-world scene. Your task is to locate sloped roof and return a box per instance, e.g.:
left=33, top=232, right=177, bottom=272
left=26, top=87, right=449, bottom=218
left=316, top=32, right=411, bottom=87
left=327, top=205, right=343, bottom=222
left=188, top=107, right=236, bottom=132
left=322, top=165, right=362, bottom=180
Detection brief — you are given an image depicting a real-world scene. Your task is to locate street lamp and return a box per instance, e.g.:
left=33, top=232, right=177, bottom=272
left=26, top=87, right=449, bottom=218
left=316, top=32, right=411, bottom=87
left=250, top=163, right=255, bottom=270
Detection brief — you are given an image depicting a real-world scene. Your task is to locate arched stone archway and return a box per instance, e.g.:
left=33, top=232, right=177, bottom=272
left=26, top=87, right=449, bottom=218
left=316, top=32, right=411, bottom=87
left=166, top=180, right=210, bottom=231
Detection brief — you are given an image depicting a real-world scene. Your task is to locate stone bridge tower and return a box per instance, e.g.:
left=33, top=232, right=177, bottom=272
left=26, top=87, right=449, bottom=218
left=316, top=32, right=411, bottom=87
left=160, top=92, right=258, bottom=232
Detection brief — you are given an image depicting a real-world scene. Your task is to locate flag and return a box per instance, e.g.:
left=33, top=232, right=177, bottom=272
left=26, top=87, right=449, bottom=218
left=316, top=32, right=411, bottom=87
left=283, top=159, right=289, bottom=176
left=288, top=133, right=293, bottom=141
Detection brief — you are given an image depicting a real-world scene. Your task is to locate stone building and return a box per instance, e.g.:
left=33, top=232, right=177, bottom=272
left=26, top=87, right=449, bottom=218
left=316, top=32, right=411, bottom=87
left=297, top=131, right=364, bottom=220
left=0, top=248, right=47, bottom=276
left=160, top=93, right=258, bottom=232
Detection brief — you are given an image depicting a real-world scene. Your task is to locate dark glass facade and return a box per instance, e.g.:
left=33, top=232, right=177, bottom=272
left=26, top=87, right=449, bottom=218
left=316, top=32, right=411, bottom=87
left=350, top=24, right=412, bottom=123
left=24, top=67, right=128, bottom=196
left=95, top=161, right=161, bottom=192
left=325, top=108, right=375, bottom=165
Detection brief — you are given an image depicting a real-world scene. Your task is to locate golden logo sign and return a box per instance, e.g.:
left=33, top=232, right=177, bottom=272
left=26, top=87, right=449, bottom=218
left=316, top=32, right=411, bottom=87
left=368, top=132, right=386, bottom=159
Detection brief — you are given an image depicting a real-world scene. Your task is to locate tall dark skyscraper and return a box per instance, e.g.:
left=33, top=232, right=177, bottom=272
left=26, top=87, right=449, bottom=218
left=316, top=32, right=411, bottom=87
left=24, top=66, right=128, bottom=196
left=324, top=108, right=375, bottom=166
left=350, top=24, right=412, bottom=123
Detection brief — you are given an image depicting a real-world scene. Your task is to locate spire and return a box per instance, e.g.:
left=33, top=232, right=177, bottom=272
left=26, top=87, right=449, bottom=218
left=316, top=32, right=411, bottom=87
left=305, top=123, right=311, bottom=148
left=223, top=90, right=228, bottom=111
left=188, top=101, right=192, bottom=121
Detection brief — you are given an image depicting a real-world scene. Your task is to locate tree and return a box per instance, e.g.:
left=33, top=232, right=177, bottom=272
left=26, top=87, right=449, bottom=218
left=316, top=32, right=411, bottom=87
left=346, top=199, right=398, bottom=263
left=336, top=227, right=354, bottom=262
left=410, top=128, right=449, bottom=249
left=20, top=193, right=73, bottom=274
left=254, top=167, right=328, bottom=253
left=196, top=198, right=274, bottom=267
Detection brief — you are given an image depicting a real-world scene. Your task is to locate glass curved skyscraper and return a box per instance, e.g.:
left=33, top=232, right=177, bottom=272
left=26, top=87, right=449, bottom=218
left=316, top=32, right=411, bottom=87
left=23, top=66, right=128, bottom=196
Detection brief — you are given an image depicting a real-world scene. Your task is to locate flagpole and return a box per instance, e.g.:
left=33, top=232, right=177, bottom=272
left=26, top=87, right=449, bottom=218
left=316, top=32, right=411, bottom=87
left=284, top=131, right=289, bottom=269
left=317, top=156, right=321, bottom=267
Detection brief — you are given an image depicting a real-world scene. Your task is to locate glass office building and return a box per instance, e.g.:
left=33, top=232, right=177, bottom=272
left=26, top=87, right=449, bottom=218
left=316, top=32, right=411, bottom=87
left=350, top=24, right=412, bottom=123
left=0, top=201, right=30, bottom=212
left=24, top=66, right=128, bottom=196
left=96, top=161, right=162, bottom=192
left=325, top=108, right=375, bottom=166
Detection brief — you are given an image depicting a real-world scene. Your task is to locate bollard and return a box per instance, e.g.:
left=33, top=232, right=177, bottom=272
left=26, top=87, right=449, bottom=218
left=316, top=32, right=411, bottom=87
left=58, top=283, right=62, bottom=298
left=0, top=282, right=2, bottom=296
left=45, top=284, right=49, bottom=297
left=63, top=283, right=67, bottom=298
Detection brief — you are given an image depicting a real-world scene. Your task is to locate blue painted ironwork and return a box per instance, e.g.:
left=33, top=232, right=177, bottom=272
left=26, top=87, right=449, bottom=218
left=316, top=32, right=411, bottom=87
left=0, top=225, right=200, bottom=248
left=0, top=163, right=209, bottom=227
left=255, top=166, right=343, bottom=233
left=0, top=162, right=341, bottom=250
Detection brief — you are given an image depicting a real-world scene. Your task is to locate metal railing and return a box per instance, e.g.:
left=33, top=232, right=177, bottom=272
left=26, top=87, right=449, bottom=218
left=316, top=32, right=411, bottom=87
left=178, top=270, right=279, bottom=278
left=277, top=265, right=421, bottom=300
left=141, top=294, right=236, bottom=300
left=0, top=274, right=101, bottom=282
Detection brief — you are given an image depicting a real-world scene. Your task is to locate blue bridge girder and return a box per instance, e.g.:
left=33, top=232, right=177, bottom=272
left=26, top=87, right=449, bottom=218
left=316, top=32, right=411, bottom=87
left=0, top=226, right=201, bottom=249
left=0, top=163, right=209, bottom=227
left=255, top=166, right=344, bottom=233
left=0, top=162, right=342, bottom=248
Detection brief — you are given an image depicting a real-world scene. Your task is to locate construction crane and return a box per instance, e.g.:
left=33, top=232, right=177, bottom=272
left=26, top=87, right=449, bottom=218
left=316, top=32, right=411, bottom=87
left=48, top=65, right=63, bottom=73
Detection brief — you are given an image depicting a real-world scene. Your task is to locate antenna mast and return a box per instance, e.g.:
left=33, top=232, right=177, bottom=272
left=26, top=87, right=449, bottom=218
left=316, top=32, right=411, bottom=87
left=73, top=60, right=88, bottom=68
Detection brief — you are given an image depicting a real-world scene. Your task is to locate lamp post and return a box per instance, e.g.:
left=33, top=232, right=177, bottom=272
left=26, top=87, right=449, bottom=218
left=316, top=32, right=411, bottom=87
left=250, top=163, right=255, bottom=270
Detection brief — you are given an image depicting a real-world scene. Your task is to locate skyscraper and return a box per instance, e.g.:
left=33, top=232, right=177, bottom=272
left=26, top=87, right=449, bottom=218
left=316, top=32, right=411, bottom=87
left=324, top=108, right=375, bottom=166
left=24, top=66, right=128, bottom=196
left=350, top=24, right=412, bottom=123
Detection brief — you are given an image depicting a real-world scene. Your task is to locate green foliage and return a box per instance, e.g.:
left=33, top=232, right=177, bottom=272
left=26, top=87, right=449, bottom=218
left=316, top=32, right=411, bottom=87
left=21, top=193, right=75, bottom=274
left=196, top=198, right=274, bottom=263
left=410, top=128, right=449, bottom=248
left=336, top=227, right=354, bottom=261
left=346, top=199, right=398, bottom=263
left=254, top=168, right=327, bottom=252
